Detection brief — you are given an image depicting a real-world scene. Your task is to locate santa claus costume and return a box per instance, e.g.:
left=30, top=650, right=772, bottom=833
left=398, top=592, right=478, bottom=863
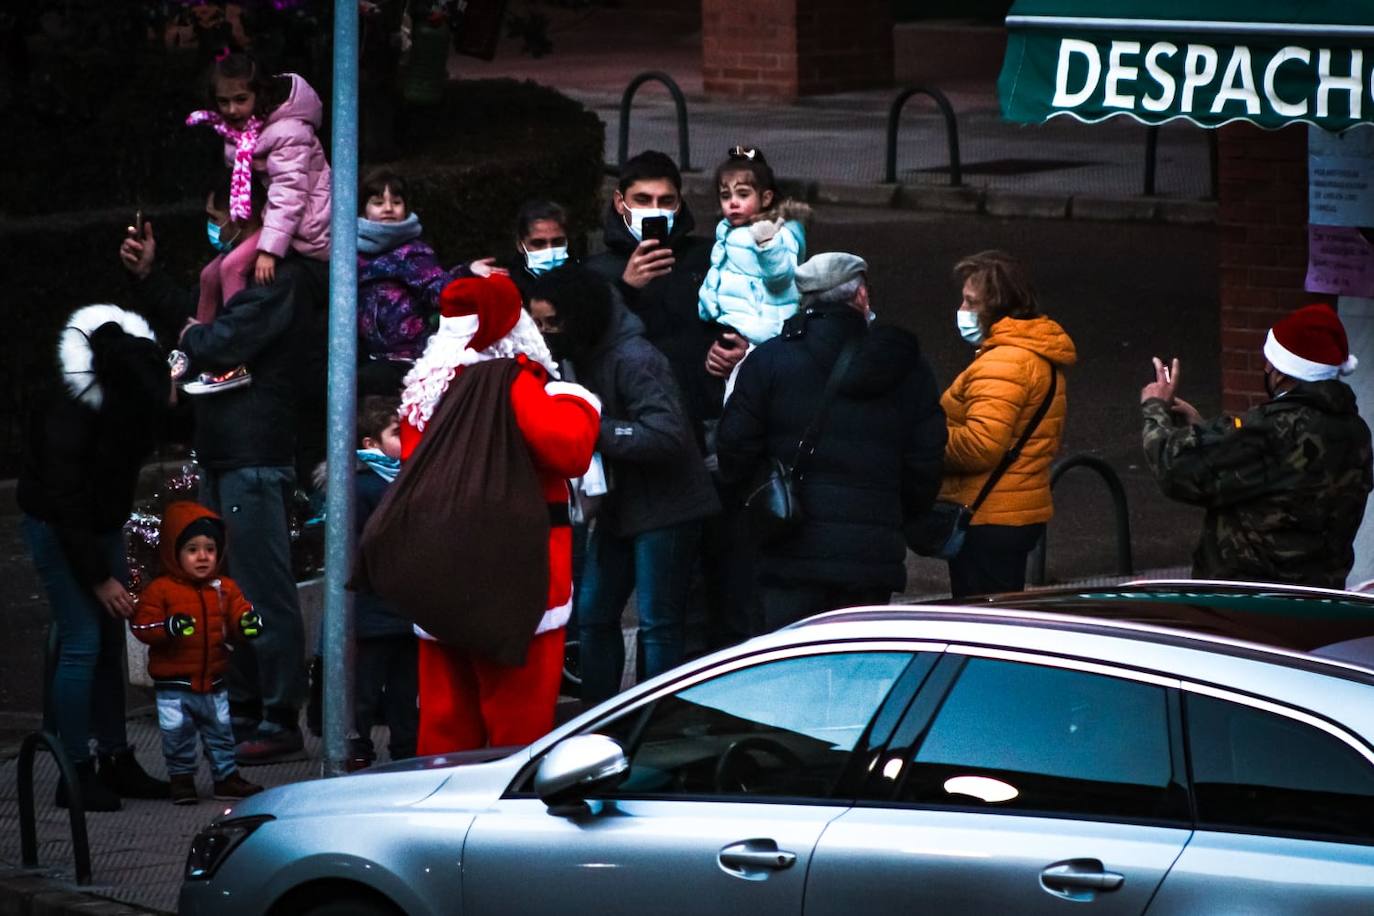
left=397, top=275, right=600, bottom=753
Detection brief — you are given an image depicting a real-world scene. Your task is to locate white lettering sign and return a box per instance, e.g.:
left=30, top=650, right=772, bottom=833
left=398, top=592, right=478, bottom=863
left=1052, top=38, right=1102, bottom=108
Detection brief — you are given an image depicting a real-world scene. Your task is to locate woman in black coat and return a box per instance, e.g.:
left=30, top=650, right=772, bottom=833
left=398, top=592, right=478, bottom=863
left=17, top=305, right=173, bottom=810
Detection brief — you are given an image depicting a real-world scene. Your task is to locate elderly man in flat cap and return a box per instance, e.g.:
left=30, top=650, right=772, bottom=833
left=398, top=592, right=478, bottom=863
left=717, top=251, right=947, bottom=629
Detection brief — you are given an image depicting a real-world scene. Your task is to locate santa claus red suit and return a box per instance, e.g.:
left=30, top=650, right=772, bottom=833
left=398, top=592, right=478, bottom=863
left=397, top=275, right=600, bottom=753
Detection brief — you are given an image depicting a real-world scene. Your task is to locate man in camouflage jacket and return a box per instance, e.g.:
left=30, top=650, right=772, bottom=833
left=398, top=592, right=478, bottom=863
left=1141, top=304, right=1373, bottom=589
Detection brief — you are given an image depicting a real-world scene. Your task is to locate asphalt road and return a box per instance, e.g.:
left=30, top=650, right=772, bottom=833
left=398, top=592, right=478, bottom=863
left=0, top=209, right=1220, bottom=733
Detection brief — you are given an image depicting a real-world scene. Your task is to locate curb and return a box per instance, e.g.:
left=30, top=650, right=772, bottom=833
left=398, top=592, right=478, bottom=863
left=665, top=173, right=1216, bottom=225
left=0, top=869, right=169, bottom=916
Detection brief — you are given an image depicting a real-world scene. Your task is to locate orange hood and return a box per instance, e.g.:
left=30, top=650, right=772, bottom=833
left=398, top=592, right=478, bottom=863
left=982, top=315, right=1078, bottom=367
left=158, top=501, right=226, bottom=582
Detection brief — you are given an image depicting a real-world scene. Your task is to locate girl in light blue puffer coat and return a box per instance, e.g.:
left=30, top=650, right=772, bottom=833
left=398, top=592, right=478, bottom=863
left=698, top=147, right=811, bottom=399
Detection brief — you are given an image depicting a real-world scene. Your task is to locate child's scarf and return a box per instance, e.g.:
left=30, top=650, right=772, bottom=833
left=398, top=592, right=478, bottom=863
left=186, top=111, right=264, bottom=221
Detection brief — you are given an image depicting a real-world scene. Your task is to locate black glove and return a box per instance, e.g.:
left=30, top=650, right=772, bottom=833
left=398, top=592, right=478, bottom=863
left=166, top=613, right=196, bottom=638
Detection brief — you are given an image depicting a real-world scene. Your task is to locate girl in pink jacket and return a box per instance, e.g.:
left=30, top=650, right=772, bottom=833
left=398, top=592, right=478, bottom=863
left=185, top=52, right=332, bottom=391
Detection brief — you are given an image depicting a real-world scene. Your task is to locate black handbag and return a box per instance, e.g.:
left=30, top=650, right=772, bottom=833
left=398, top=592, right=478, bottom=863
left=744, top=337, right=861, bottom=545
left=907, top=362, right=1058, bottom=560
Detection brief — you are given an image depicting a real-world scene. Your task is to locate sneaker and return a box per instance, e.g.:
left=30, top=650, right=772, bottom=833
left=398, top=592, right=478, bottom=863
left=98, top=748, right=169, bottom=799
left=181, top=364, right=253, bottom=396
left=235, top=726, right=306, bottom=766
left=213, top=772, right=264, bottom=800
left=170, top=773, right=199, bottom=806
left=231, top=715, right=262, bottom=745
left=56, top=760, right=122, bottom=812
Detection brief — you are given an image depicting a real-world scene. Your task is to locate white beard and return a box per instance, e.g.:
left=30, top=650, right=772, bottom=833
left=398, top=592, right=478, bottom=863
left=399, top=310, right=559, bottom=431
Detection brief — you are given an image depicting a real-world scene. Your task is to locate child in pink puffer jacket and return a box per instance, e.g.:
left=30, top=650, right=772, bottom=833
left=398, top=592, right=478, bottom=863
left=184, top=51, right=332, bottom=392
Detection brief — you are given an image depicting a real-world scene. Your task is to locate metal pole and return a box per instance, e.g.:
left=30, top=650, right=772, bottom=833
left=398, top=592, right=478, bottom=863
left=323, top=0, right=359, bottom=778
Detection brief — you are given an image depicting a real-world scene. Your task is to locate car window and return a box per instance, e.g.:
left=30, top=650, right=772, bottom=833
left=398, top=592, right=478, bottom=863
left=896, top=657, right=1187, bottom=822
left=597, top=651, right=914, bottom=800
left=1186, top=693, right=1374, bottom=842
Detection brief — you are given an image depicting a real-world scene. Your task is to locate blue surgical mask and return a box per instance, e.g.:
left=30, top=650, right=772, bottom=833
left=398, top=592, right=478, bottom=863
left=624, top=207, right=675, bottom=241
left=524, top=245, right=569, bottom=276
left=957, top=310, right=984, bottom=346
left=207, top=220, right=235, bottom=254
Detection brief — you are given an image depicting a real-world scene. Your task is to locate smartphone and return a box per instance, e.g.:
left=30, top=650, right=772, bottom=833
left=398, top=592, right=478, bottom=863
left=128, top=209, right=145, bottom=239
left=641, top=215, right=669, bottom=244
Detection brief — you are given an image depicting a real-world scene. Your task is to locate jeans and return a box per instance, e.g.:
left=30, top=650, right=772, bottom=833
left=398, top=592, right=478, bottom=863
left=201, top=466, right=305, bottom=729
left=578, top=521, right=701, bottom=706
left=756, top=583, right=892, bottom=632
left=947, top=523, right=1046, bottom=599
left=156, top=688, right=238, bottom=780
left=22, top=515, right=131, bottom=764
left=355, top=636, right=419, bottom=761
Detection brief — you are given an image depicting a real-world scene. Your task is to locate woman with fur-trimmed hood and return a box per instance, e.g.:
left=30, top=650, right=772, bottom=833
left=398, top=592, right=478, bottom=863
left=698, top=148, right=810, bottom=397
left=17, top=305, right=173, bottom=810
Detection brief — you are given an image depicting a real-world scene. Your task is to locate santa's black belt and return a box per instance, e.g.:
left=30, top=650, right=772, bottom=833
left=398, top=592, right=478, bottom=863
left=548, top=502, right=571, bottom=527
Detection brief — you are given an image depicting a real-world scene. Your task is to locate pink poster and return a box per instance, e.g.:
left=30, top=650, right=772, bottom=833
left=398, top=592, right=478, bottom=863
left=1306, top=224, right=1374, bottom=298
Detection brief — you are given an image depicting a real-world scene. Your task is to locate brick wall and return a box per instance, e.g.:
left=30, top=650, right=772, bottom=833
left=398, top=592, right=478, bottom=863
left=1218, top=123, right=1323, bottom=412
left=702, top=0, right=891, bottom=99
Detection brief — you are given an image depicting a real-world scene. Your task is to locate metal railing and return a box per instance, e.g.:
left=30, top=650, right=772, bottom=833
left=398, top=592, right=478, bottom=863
left=16, top=624, right=93, bottom=884
left=1145, top=126, right=1219, bottom=199
left=1028, top=454, right=1133, bottom=586
left=885, top=86, right=962, bottom=186
left=617, top=71, right=692, bottom=173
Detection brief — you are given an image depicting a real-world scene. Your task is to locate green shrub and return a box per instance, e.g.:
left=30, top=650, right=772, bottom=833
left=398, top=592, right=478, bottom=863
left=0, top=77, right=604, bottom=476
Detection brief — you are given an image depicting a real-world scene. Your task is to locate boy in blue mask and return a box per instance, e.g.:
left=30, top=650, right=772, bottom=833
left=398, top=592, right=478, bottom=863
left=348, top=395, right=418, bottom=766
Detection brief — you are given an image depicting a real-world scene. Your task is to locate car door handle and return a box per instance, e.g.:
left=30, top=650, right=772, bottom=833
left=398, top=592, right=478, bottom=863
left=1040, top=861, right=1125, bottom=893
left=719, top=840, right=797, bottom=872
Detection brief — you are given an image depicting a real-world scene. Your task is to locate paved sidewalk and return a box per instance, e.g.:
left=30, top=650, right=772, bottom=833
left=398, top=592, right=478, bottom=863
left=452, top=8, right=1215, bottom=215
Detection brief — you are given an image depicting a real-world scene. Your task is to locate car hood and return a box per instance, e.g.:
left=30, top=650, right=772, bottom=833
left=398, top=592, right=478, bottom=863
left=213, top=748, right=530, bottom=823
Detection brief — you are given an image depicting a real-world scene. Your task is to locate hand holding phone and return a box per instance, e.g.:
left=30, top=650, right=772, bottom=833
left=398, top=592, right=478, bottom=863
left=128, top=210, right=145, bottom=240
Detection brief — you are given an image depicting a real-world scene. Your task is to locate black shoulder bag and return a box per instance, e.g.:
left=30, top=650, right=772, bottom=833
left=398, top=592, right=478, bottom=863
left=906, top=362, right=1058, bottom=560
left=744, top=336, right=861, bottom=545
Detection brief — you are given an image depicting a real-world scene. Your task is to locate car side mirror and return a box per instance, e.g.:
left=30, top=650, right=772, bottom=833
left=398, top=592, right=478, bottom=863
left=535, top=734, right=629, bottom=812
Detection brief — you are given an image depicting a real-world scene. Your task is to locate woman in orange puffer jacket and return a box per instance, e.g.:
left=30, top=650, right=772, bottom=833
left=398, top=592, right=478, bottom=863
left=940, top=251, right=1077, bottom=598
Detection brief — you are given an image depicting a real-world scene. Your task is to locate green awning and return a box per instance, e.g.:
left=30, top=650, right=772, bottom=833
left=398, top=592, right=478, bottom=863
left=999, top=1, right=1374, bottom=129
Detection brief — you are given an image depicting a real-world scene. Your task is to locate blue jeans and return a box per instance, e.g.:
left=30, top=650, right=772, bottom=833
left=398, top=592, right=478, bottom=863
left=200, top=465, right=305, bottom=729
left=578, top=521, right=701, bottom=706
left=21, top=515, right=130, bottom=764
left=157, top=688, right=238, bottom=780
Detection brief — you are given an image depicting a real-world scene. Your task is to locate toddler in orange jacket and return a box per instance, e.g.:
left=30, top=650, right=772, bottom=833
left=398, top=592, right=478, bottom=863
left=131, top=502, right=265, bottom=804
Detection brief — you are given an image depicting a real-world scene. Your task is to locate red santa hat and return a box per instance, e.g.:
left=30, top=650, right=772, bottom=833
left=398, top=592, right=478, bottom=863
left=438, top=275, right=522, bottom=353
left=1263, top=303, right=1358, bottom=381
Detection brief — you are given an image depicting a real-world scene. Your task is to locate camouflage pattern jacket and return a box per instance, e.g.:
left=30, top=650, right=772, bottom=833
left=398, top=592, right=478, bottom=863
left=1142, top=380, right=1373, bottom=588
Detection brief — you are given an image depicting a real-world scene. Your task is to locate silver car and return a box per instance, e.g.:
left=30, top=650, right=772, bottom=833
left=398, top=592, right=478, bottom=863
left=180, top=584, right=1374, bottom=915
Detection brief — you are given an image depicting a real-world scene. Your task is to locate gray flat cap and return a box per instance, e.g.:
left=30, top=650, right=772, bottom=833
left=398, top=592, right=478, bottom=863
left=795, top=252, right=868, bottom=293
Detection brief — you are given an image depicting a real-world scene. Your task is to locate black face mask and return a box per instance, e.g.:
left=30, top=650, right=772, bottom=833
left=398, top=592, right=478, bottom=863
left=1264, top=368, right=1283, bottom=400
left=543, top=331, right=569, bottom=364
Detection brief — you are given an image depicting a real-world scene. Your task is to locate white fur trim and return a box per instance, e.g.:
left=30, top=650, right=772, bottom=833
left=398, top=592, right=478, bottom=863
left=535, top=595, right=573, bottom=634
left=399, top=310, right=560, bottom=431
left=543, top=381, right=602, bottom=415
left=1264, top=329, right=1341, bottom=382
left=1343, top=354, right=1360, bottom=375
left=58, top=304, right=157, bottom=410
left=412, top=595, right=571, bottom=642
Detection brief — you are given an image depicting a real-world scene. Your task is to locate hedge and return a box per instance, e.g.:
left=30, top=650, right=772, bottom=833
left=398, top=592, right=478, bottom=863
left=0, top=77, right=604, bottom=477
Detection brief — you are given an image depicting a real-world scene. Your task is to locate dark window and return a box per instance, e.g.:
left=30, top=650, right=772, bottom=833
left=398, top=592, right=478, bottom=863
left=897, top=658, right=1186, bottom=821
left=597, top=652, right=913, bottom=799
left=1186, top=693, right=1374, bottom=842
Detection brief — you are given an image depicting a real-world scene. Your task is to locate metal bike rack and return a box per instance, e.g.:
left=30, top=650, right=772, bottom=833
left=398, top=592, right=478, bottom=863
left=1028, top=454, right=1133, bottom=587
left=17, top=624, right=93, bottom=884
left=1144, top=126, right=1219, bottom=199
left=617, top=71, right=692, bottom=173
left=885, top=86, right=962, bottom=186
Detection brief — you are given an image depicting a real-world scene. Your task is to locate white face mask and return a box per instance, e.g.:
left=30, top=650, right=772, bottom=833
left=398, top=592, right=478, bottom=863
left=623, top=207, right=675, bottom=241
left=524, top=245, right=568, bottom=276
left=957, top=310, right=984, bottom=345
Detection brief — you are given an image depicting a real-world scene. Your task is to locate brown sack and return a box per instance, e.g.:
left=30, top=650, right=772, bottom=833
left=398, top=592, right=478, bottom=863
left=351, top=358, right=550, bottom=666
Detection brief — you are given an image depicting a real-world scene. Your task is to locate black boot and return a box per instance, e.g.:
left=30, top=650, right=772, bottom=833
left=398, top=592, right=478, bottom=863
left=98, top=748, right=169, bottom=799
left=55, top=759, right=122, bottom=812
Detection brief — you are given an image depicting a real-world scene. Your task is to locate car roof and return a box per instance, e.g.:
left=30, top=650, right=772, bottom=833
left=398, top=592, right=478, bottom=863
left=915, top=579, right=1374, bottom=658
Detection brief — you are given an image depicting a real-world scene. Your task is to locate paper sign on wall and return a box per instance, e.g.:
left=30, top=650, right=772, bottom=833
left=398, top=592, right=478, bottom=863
left=1306, top=225, right=1374, bottom=299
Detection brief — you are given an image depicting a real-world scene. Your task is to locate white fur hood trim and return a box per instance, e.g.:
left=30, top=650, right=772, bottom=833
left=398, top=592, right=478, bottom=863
left=58, top=304, right=158, bottom=410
